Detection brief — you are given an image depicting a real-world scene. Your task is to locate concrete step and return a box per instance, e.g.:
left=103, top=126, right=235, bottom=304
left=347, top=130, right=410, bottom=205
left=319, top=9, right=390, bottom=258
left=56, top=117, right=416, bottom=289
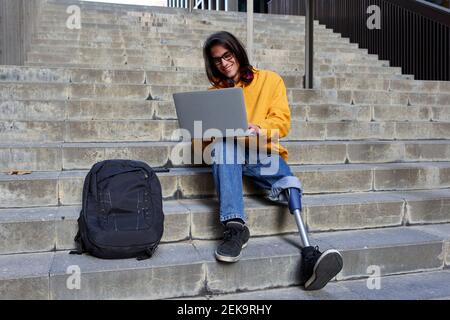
left=36, top=15, right=321, bottom=24
left=9, top=99, right=445, bottom=123
left=35, top=24, right=331, bottom=36
left=317, top=77, right=450, bottom=92
left=27, top=46, right=370, bottom=59
left=0, top=70, right=412, bottom=92
left=3, top=117, right=450, bottom=143
left=0, top=100, right=167, bottom=121
left=0, top=67, right=150, bottom=85
left=0, top=83, right=154, bottom=100
left=0, top=67, right=411, bottom=89
left=1, top=162, right=450, bottom=207
left=2, top=140, right=450, bottom=172
left=241, top=61, right=393, bottom=73
left=2, top=118, right=450, bottom=143
left=26, top=53, right=383, bottom=69
left=289, top=89, right=450, bottom=106
left=26, top=53, right=174, bottom=66
left=0, top=67, right=441, bottom=91
left=24, top=56, right=380, bottom=69
left=0, top=119, right=177, bottom=143
left=0, top=223, right=447, bottom=299
left=21, top=60, right=402, bottom=76
left=27, top=32, right=343, bottom=45
left=23, top=43, right=378, bottom=60
left=318, top=72, right=413, bottom=80
left=41, top=3, right=308, bottom=23
left=0, top=66, right=299, bottom=86
left=33, top=58, right=382, bottom=71
left=35, top=15, right=324, bottom=28
left=208, top=269, right=450, bottom=300
left=292, top=104, right=450, bottom=122
left=325, top=65, right=402, bottom=75
left=0, top=100, right=450, bottom=123
left=30, top=34, right=351, bottom=51
left=30, top=29, right=341, bottom=42
left=36, top=13, right=313, bottom=24
left=30, top=38, right=357, bottom=50
left=39, top=18, right=312, bottom=38
left=40, top=9, right=307, bottom=21
left=2, top=82, right=449, bottom=105
left=36, top=11, right=319, bottom=24
left=36, top=12, right=316, bottom=23
left=22, top=62, right=391, bottom=75
left=0, top=190, right=449, bottom=255
left=41, top=14, right=302, bottom=27
left=287, top=120, right=450, bottom=141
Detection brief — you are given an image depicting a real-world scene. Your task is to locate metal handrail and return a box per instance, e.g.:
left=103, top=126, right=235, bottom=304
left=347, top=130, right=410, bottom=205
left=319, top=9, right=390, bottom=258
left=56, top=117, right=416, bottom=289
left=168, top=0, right=229, bottom=11
left=312, top=0, right=450, bottom=80
left=247, top=0, right=253, bottom=64
left=304, top=0, right=314, bottom=89
left=270, top=0, right=450, bottom=81
left=416, top=0, right=450, bottom=14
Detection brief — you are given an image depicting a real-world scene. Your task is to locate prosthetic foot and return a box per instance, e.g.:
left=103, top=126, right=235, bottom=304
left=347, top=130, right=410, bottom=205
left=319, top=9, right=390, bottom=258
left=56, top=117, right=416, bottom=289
left=286, top=188, right=343, bottom=291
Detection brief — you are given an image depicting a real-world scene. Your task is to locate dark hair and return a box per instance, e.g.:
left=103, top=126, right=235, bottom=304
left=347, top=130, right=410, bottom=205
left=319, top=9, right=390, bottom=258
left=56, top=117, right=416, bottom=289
left=203, top=31, right=255, bottom=88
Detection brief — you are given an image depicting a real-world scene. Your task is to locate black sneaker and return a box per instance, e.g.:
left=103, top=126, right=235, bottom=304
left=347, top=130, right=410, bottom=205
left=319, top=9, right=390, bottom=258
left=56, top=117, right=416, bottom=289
left=215, top=221, right=250, bottom=263
left=300, top=246, right=343, bottom=291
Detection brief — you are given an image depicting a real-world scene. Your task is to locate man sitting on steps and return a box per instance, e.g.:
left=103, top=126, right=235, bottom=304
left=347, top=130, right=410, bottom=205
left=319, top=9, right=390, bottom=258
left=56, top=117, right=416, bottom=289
left=197, top=31, right=343, bottom=291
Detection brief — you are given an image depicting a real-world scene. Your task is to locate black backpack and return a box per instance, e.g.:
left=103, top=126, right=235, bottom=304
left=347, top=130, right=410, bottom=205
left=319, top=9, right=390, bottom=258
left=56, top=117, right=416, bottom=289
left=70, top=159, right=165, bottom=260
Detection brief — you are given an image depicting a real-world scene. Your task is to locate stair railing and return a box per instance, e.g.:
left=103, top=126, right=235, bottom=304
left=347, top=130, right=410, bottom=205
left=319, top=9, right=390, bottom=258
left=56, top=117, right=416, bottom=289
left=269, top=0, right=450, bottom=81
left=304, top=0, right=314, bottom=89
left=168, top=0, right=229, bottom=11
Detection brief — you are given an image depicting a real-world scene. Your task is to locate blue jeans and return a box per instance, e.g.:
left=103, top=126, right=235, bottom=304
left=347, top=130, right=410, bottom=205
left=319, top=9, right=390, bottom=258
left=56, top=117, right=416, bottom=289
left=210, top=138, right=302, bottom=223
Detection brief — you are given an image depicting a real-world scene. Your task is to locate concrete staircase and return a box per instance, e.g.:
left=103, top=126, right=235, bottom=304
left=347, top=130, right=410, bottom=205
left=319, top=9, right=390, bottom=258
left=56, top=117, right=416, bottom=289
left=1, top=0, right=449, bottom=300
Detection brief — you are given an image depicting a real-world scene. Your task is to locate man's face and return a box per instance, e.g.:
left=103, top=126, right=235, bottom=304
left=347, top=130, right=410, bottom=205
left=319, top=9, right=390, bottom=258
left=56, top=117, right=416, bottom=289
left=211, top=45, right=240, bottom=80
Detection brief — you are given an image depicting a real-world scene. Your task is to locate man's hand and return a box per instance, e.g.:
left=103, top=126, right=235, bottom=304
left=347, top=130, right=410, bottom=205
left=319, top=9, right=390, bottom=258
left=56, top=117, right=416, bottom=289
left=248, top=123, right=261, bottom=135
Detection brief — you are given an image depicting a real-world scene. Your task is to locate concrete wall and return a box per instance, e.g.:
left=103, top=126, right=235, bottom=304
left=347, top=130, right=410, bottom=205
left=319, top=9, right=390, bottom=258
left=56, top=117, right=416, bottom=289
left=0, top=0, right=46, bottom=65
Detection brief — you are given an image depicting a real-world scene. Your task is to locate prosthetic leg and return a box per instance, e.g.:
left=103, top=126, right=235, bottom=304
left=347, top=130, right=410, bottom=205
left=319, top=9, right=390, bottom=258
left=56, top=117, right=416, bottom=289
left=286, top=188, right=310, bottom=247
left=285, top=188, right=343, bottom=291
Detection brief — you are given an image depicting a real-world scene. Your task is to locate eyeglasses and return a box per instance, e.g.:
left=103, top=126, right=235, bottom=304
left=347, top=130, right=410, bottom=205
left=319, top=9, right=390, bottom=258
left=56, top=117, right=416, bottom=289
left=212, top=51, right=234, bottom=66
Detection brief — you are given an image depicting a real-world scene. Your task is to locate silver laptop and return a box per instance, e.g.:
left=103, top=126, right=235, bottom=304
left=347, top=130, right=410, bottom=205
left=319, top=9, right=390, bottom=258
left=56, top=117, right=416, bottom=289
left=173, top=87, right=255, bottom=139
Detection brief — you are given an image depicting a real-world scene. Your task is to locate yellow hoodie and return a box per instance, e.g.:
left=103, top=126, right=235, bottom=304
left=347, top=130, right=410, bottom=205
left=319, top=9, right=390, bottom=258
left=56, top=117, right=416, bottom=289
left=207, top=67, right=291, bottom=161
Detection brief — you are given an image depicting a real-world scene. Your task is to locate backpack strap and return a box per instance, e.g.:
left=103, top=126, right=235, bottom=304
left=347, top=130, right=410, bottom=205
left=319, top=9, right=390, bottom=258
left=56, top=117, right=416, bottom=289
left=89, top=161, right=107, bottom=202
left=69, top=225, right=84, bottom=255
left=136, top=245, right=158, bottom=261
left=152, top=167, right=170, bottom=173
left=69, top=163, right=98, bottom=256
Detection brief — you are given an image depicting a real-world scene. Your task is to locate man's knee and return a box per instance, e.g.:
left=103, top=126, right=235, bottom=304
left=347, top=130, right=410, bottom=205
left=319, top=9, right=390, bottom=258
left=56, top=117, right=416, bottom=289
left=265, top=176, right=303, bottom=205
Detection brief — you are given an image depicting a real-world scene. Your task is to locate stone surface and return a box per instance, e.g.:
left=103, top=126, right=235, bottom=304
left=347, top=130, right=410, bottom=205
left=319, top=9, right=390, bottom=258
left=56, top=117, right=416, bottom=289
left=49, top=243, right=205, bottom=300
left=0, top=207, right=58, bottom=254
left=210, top=270, right=450, bottom=300
left=0, top=172, right=59, bottom=207
left=0, top=252, right=53, bottom=300
left=2, top=190, right=449, bottom=255
left=407, top=195, right=450, bottom=224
